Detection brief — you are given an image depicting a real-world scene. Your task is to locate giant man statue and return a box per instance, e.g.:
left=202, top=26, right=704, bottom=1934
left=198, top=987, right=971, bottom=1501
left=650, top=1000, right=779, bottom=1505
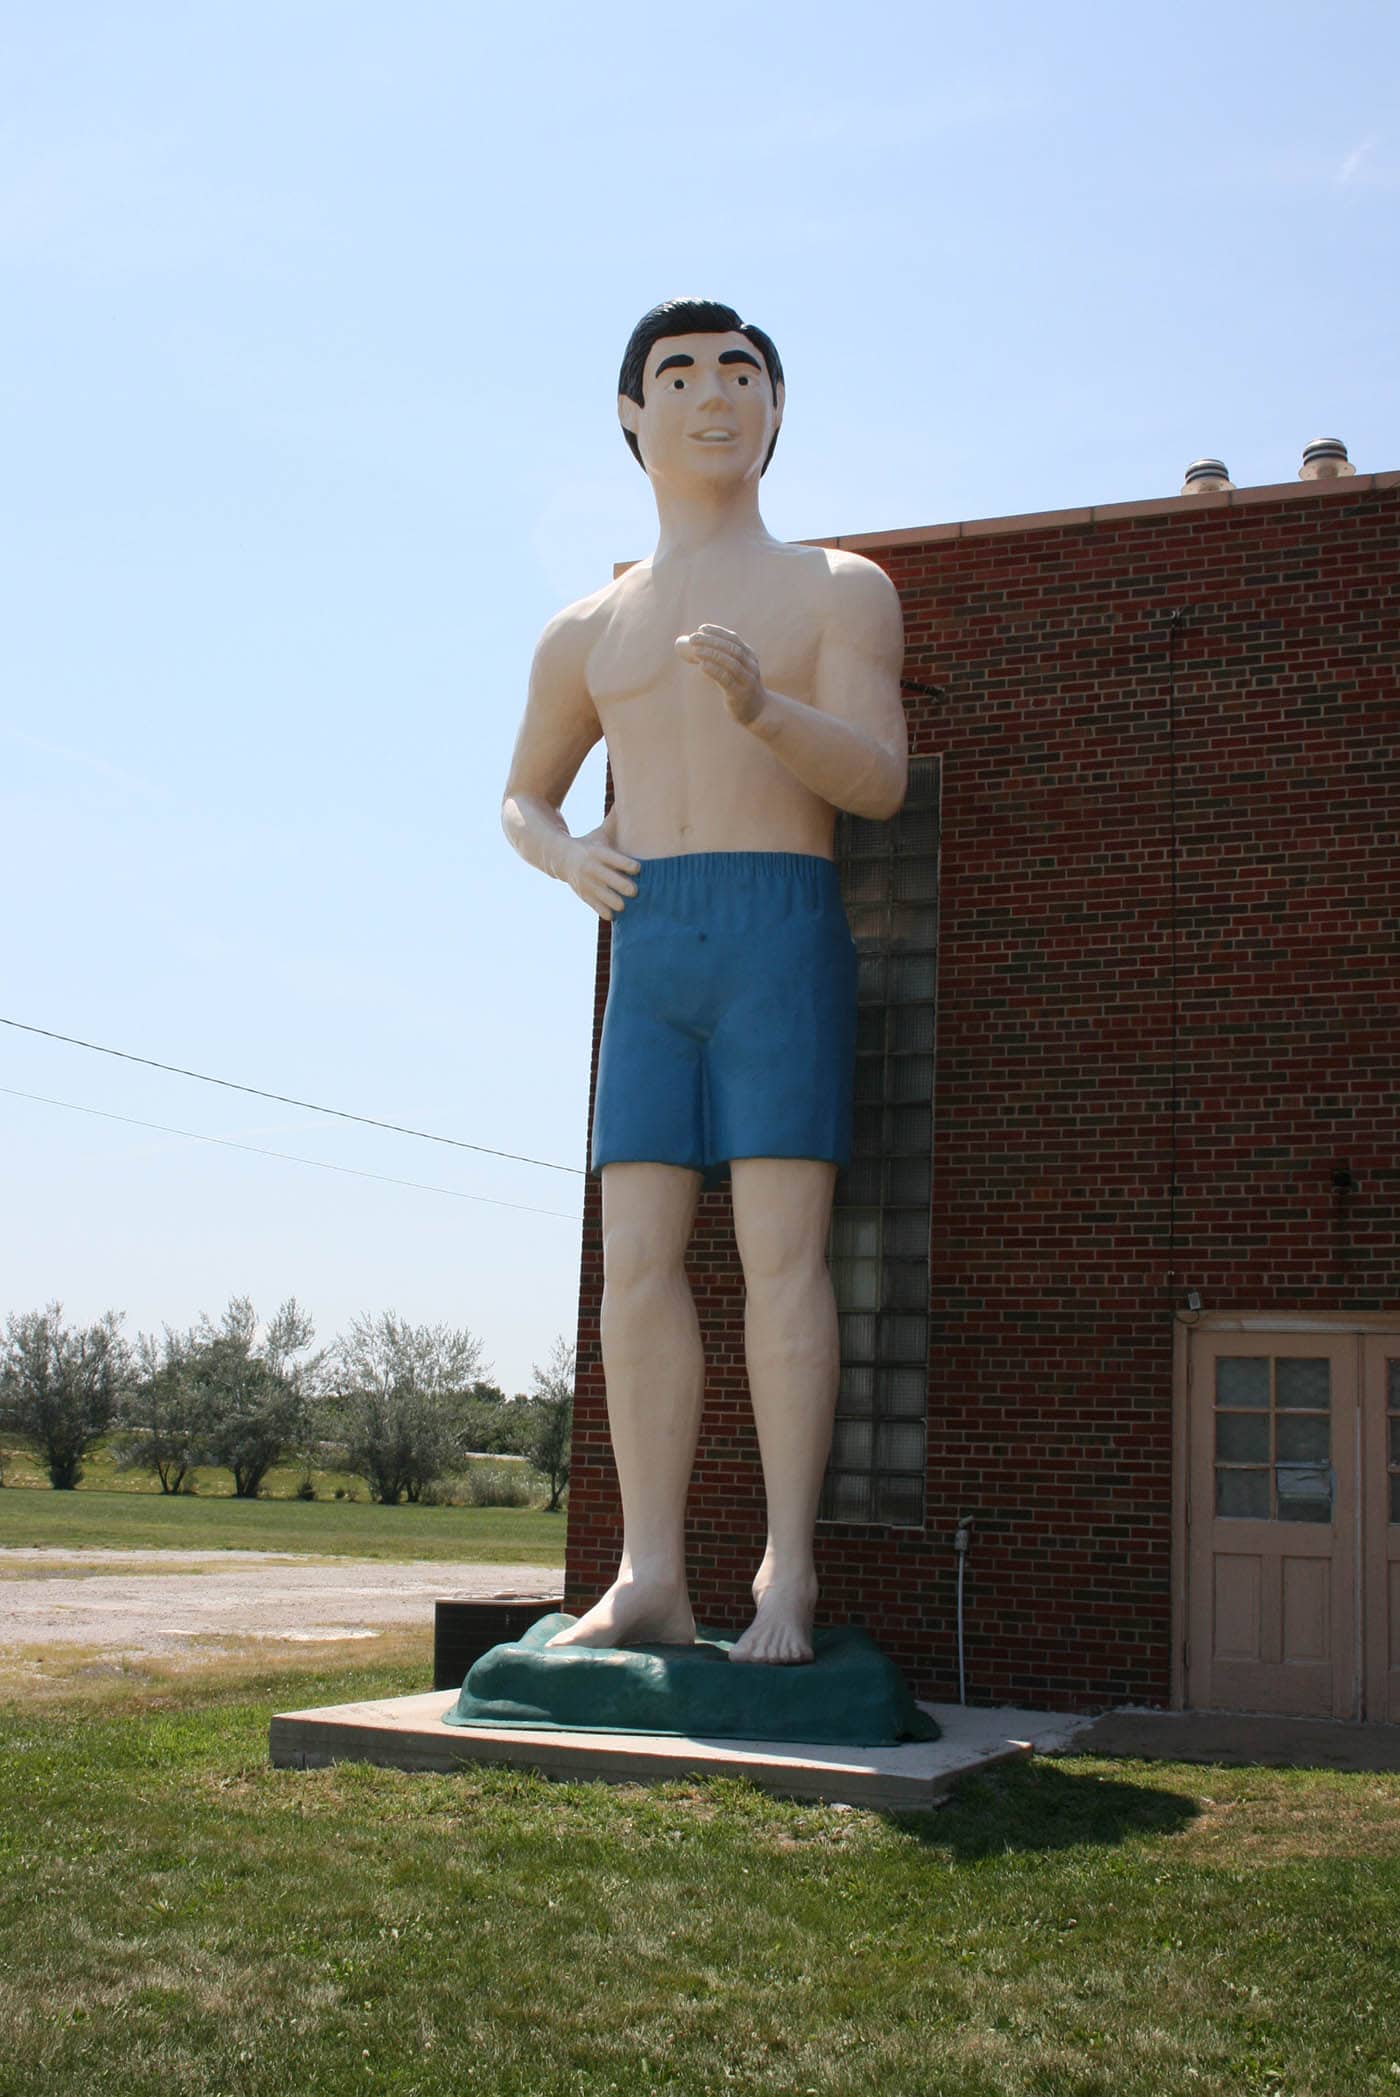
left=502, top=300, right=907, bottom=1664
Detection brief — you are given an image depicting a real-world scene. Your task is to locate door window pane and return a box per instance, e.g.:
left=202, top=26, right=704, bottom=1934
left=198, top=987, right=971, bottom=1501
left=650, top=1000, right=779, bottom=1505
left=1276, top=1464, right=1332, bottom=1522
left=1217, top=1468, right=1269, bottom=1518
left=1276, top=1413, right=1329, bottom=1464
left=1216, top=1412, right=1269, bottom=1463
left=1276, top=1358, right=1331, bottom=1409
left=1216, top=1358, right=1269, bottom=1407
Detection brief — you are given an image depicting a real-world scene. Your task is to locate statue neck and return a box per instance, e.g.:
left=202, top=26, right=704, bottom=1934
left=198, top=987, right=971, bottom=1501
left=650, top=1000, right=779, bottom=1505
left=649, top=476, right=773, bottom=562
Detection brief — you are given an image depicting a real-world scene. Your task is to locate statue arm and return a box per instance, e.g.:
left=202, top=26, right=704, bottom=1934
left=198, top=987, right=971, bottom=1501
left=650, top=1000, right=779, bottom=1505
left=502, top=609, right=639, bottom=918
left=679, top=556, right=908, bottom=820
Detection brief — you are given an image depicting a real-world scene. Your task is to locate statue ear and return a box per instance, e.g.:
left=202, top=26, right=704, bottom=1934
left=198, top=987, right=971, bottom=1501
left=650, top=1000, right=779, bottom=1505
left=618, top=393, right=641, bottom=438
left=772, top=378, right=785, bottom=430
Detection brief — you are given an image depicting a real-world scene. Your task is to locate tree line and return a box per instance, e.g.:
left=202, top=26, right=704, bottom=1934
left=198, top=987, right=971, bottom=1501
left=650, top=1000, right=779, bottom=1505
left=0, top=1299, right=573, bottom=1511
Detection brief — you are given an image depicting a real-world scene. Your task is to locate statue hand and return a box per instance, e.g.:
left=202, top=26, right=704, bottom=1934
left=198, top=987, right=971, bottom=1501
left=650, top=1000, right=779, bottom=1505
left=675, top=625, right=767, bottom=728
left=559, top=826, right=640, bottom=921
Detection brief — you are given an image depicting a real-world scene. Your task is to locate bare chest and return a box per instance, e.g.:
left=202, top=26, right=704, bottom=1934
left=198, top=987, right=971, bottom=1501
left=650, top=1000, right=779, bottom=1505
left=586, top=567, right=822, bottom=717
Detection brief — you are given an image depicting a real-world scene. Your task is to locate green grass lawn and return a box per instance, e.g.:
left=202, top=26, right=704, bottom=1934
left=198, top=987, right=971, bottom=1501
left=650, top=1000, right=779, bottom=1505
left=1, top=1647, right=1398, bottom=2096
left=0, top=1486, right=566, bottom=1566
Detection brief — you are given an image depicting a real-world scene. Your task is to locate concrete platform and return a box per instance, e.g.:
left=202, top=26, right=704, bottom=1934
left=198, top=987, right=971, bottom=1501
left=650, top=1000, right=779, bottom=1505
left=268, top=1689, right=1096, bottom=1810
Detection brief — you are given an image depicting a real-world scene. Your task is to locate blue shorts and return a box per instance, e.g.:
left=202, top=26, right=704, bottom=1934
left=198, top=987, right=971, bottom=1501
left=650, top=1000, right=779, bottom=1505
left=590, top=852, right=857, bottom=1188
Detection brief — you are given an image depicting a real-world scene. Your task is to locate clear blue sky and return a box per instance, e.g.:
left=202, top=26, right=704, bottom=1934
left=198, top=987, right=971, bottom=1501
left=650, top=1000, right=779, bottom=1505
left=2, top=2, right=1394, bottom=1394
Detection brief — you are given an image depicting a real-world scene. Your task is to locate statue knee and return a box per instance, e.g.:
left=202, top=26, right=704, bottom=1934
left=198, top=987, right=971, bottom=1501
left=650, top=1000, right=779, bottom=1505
left=602, top=1222, right=684, bottom=1297
left=739, top=1233, right=830, bottom=1303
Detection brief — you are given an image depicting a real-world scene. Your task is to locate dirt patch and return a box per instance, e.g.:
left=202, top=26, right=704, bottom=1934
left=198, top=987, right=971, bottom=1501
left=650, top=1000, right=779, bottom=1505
left=0, top=1548, right=561, bottom=1662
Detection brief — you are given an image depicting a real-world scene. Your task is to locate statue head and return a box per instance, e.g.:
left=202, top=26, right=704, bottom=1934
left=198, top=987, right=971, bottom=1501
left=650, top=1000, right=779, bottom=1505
left=617, top=298, right=785, bottom=478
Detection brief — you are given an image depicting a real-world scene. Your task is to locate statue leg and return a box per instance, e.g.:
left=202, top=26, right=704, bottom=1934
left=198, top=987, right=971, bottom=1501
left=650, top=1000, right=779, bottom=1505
left=547, top=1159, right=703, bottom=1649
left=727, top=1157, right=840, bottom=1665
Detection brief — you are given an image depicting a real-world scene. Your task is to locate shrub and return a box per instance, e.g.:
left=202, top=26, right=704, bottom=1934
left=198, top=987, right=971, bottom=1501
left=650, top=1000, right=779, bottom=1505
left=0, top=1305, right=129, bottom=1490
left=330, top=1312, right=489, bottom=1505
left=463, top=1461, right=533, bottom=1508
left=113, top=1328, right=205, bottom=1493
left=194, top=1297, right=323, bottom=1499
left=522, top=1336, right=574, bottom=1512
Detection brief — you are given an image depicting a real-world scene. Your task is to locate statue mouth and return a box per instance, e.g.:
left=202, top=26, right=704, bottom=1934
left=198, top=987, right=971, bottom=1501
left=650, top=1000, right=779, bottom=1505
left=691, top=429, right=736, bottom=444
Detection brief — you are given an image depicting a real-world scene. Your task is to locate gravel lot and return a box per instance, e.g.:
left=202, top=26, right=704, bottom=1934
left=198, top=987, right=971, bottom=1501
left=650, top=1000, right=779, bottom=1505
left=0, top=1548, right=561, bottom=1661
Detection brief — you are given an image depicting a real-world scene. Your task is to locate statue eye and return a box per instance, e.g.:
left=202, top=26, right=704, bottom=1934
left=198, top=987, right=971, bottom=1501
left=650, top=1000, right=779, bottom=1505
left=736, top=374, right=749, bottom=386
left=671, top=377, right=685, bottom=390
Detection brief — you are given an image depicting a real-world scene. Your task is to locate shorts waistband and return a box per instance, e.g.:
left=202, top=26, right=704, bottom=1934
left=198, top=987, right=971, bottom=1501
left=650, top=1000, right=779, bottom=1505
left=631, top=851, right=839, bottom=892
left=619, top=852, right=845, bottom=934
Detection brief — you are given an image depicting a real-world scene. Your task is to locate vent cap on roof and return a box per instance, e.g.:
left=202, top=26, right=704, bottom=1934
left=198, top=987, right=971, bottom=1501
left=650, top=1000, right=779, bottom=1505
left=1300, top=437, right=1355, bottom=481
left=1181, top=457, right=1234, bottom=494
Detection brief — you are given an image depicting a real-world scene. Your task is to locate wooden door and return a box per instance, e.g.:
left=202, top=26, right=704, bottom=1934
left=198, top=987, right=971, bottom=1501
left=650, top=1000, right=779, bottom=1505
left=1362, top=1336, right=1400, bottom=1725
left=1187, top=1331, right=1358, bottom=1718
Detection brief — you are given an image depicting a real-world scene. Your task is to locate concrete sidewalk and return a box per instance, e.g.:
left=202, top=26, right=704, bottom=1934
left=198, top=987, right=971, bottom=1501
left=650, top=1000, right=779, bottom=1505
left=1059, top=1706, right=1400, bottom=1772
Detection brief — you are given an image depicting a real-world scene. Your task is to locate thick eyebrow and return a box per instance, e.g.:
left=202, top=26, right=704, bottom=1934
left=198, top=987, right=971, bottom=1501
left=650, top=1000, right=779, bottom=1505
left=653, top=353, right=694, bottom=377
left=718, top=349, right=763, bottom=371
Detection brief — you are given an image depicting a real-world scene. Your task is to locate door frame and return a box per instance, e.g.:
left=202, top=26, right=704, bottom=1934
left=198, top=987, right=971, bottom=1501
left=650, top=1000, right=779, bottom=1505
left=1171, top=1311, right=1400, bottom=1713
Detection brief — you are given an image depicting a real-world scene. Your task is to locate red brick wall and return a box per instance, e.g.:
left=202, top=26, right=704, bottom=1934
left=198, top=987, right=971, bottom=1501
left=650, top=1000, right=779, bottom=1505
left=566, top=477, right=1400, bottom=1711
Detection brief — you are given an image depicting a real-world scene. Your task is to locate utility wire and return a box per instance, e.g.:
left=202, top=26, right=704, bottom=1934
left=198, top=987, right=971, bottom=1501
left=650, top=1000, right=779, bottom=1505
left=0, top=1016, right=583, bottom=1176
left=0, top=1086, right=583, bottom=1223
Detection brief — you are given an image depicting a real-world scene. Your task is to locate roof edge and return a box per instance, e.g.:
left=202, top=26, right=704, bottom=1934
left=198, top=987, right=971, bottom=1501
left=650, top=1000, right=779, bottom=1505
left=807, top=469, right=1400, bottom=552
left=613, top=470, right=1399, bottom=575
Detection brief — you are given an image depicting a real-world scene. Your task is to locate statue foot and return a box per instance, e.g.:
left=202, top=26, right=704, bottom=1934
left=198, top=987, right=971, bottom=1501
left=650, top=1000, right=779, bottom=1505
left=728, top=1570, right=818, bottom=1667
left=546, top=1575, right=695, bottom=1651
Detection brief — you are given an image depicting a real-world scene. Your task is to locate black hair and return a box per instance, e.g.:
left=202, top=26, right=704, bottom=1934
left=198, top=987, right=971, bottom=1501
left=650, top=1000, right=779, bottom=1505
left=617, top=298, right=784, bottom=474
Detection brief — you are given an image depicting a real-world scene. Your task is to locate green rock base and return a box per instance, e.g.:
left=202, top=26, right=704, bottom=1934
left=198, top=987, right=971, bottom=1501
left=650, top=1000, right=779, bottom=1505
left=443, top=1613, right=938, bottom=1748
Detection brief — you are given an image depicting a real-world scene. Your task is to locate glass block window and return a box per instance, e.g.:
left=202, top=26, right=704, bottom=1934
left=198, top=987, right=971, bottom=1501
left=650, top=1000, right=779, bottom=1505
left=1213, top=1355, right=1333, bottom=1524
left=821, top=756, right=939, bottom=1529
left=1388, top=1357, right=1400, bottom=1525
